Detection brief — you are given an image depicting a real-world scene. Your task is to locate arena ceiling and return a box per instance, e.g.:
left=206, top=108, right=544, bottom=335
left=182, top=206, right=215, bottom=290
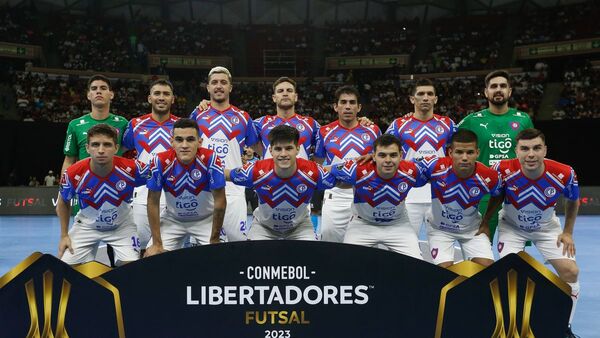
left=2, top=0, right=588, bottom=24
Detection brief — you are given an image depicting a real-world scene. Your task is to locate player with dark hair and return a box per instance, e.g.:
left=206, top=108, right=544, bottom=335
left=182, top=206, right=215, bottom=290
left=60, top=74, right=129, bottom=266
left=121, top=79, right=179, bottom=252
left=458, top=69, right=534, bottom=241
left=316, top=85, right=381, bottom=242
left=481, top=128, right=580, bottom=338
left=418, top=129, right=501, bottom=267
left=57, top=124, right=148, bottom=265
left=144, top=118, right=226, bottom=256
left=385, top=78, right=456, bottom=239
left=329, top=134, right=426, bottom=258
left=225, top=125, right=336, bottom=240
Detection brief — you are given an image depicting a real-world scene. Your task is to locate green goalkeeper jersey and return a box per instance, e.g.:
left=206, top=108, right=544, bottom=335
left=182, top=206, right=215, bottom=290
left=457, top=108, right=534, bottom=166
left=63, top=113, right=129, bottom=159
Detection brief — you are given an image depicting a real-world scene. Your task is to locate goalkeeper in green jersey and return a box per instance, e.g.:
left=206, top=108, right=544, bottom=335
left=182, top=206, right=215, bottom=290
left=458, top=70, right=534, bottom=240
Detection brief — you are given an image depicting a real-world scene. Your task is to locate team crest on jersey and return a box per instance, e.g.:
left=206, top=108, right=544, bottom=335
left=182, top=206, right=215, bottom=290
left=116, top=180, right=127, bottom=191
left=361, top=133, right=371, bottom=141
left=191, top=169, right=202, bottom=180
left=544, top=187, right=557, bottom=197
left=435, top=125, right=444, bottom=134
left=397, top=182, right=409, bottom=192
left=230, top=116, right=240, bottom=125
left=296, top=124, right=305, bottom=132
left=510, top=122, right=520, bottom=130
left=469, top=187, right=481, bottom=197
left=497, top=242, right=504, bottom=253
left=296, top=184, right=308, bottom=193
left=431, top=248, right=438, bottom=259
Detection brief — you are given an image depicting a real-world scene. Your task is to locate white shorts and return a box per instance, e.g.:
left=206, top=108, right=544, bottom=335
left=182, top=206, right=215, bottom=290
left=133, top=201, right=166, bottom=249
left=222, top=193, right=249, bottom=242
left=248, top=217, right=318, bottom=241
left=320, top=191, right=353, bottom=242
left=497, top=220, right=576, bottom=261
left=406, top=202, right=431, bottom=236
left=343, top=216, right=422, bottom=259
left=61, top=221, right=139, bottom=265
left=426, top=224, right=494, bottom=265
left=148, top=214, right=213, bottom=250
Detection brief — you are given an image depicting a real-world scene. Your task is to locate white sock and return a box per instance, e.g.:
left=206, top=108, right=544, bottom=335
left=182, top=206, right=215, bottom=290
left=567, top=281, right=580, bottom=325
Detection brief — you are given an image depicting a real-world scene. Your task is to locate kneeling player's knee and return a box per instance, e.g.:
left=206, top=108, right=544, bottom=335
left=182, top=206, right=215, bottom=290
left=559, top=263, right=579, bottom=282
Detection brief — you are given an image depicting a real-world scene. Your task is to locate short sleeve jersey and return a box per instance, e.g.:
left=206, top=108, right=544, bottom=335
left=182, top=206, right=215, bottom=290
left=494, top=158, right=579, bottom=232
left=63, top=113, right=128, bottom=159
left=122, top=113, right=179, bottom=165
left=385, top=114, right=456, bottom=203
left=254, top=114, right=320, bottom=159
left=458, top=108, right=534, bottom=166
left=190, top=105, right=258, bottom=195
left=59, top=157, right=148, bottom=230
left=330, top=160, right=427, bottom=224
left=418, top=157, right=501, bottom=232
left=147, top=148, right=225, bottom=221
left=230, top=158, right=335, bottom=231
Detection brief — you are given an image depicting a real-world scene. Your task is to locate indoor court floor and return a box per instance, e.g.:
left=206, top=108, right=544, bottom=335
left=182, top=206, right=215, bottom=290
left=1, top=215, right=598, bottom=336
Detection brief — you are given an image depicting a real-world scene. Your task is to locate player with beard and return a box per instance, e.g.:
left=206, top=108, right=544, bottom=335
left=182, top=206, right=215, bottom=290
left=458, top=70, right=533, bottom=241
left=121, top=79, right=179, bottom=254
left=190, top=66, right=258, bottom=241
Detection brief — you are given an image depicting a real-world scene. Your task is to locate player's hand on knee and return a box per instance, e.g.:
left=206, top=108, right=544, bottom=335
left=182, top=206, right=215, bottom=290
left=197, top=99, right=210, bottom=111
left=475, top=222, right=491, bottom=241
left=557, top=232, right=576, bottom=258
left=144, top=243, right=166, bottom=257
left=58, top=235, right=73, bottom=258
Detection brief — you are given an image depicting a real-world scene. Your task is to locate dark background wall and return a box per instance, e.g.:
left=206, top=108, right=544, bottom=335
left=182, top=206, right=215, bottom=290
left=0, top=119, right=597, bottom=186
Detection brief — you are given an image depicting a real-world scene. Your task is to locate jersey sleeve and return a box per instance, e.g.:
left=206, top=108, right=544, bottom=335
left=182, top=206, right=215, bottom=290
left=314, top=127, right=326, bottom=159
left=489, top=172, right=503, bottom=197
left=59, top=171, right=76, bottom=201
left=385, top=120, right=398, bottom=136
left=457, top=114, right=471, bottom=129
left=316, top=164, right=336, bottom=190
left=189, top=108, right=199, bottom=120
left=122, top=120, right=135, bottom=150
left=563, top=168, right=579, bottom=201
left=146, top=155, right=163, bottom=191
left=374, top=125, right=383, bottom=139
left=63, top=122, right=78, bottom=156
left=412, top=162, right=429, bottom=188
left=229, top=162, right=256, bottom=188
left=311, top=119, right=322, bottom=150
left=134, top=159, right=149, bottom=187
left=330, top=160, right=358, bottom=185
left=244, top=115, right=259, bottom=146
left=209, top=153, right=226, bottom=190
left=414, top=157, right=437, bottom=181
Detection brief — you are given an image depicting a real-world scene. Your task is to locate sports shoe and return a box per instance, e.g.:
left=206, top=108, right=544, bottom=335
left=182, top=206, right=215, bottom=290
left=565, top=325, right=580, bottom=338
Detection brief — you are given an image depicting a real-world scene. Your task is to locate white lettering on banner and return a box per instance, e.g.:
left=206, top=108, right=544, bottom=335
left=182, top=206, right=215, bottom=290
left=186, top=285, right=369, bottom=305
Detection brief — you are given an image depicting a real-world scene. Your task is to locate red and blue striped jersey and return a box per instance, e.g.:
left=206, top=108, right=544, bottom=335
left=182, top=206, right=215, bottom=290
left=190, top=105, right=258, bottom=195
left=330, top=160, right=427, bottom=224
left=147, top=148, right=225, bottom=221
left=494, top=158, right=579, bottom=232
left=418, top=157, right=501, bottom=232
left=230, top=158, right=335, bottom=232
left=59, top=157, right=147, bottom=230
left=254, top=114, right=320, bottom=159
